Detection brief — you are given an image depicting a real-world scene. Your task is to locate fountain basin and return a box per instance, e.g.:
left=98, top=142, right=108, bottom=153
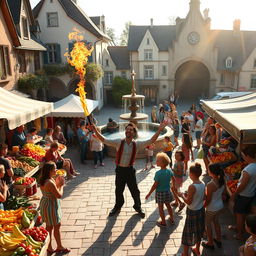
left=100, top=122, right=173, bottom=159
left=119, top=113, right=148, bottom=121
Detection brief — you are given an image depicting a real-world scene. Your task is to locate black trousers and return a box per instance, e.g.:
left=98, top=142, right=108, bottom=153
left=114, top=166, right=141, bottom=210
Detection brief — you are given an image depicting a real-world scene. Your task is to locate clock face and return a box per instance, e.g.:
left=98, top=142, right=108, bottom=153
left=187, top=32, right=200, bottom=45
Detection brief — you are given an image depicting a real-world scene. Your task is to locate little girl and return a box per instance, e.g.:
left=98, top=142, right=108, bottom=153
left=202, top=163, right=225, bottom=250
left=171, top=151, right=186, bottom=212
left=90, top=132, right=104, bottom=169
left=145, top=152, right=175, bottom=227
left=239, top=215, right=256, bottom=256
left=181, top=133, right=194, bottom=174
left=144, top=143, right=155, bottom=171
left=178, top=163, right=205, bottom=256
left=163, top=136, right=174, bottom=168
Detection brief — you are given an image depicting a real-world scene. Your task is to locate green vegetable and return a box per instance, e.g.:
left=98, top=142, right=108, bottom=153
left=16, top=247, right=25, bottom=255
left=5, top=196, right=31, bottom=210
left=13, top=168, right=26, bottom=177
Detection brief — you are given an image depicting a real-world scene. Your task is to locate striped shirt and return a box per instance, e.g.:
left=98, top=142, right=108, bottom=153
left=105, top=138, right=151, bottom=167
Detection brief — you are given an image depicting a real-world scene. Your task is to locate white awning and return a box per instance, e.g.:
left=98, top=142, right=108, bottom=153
left=51, top=94, right=98, bottom=118
left=0, top=88, right=53, bottom=130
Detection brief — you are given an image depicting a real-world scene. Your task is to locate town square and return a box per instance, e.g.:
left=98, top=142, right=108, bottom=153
left=0, top=0, right=256, bottom=255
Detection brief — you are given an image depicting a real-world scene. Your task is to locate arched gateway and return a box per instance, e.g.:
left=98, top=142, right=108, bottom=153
left=175, top=61, right=210, bottom=101
left=68, top=79, right=95, bottom=100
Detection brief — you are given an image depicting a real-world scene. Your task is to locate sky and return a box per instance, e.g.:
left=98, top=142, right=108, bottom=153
left=30, top=0, right=256, bottom=39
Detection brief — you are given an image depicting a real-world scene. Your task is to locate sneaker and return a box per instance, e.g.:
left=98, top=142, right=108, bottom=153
left=134, top=208, right=145, bottom=218
left=108, top=208, right=121, bottom=217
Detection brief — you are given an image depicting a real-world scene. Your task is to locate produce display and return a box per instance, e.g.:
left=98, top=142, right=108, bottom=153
left=210, top=152, right=235, bottom=163
left=0, top=225, right=45, bottom=256
left=9, top=159, right=34, bottom=173
left=58, top=143, right=66, bottom=151
left=227, top=180, right=238, bottom=194
left=23, top=144, right=45, bottom=157
left=14, top=177, right=35, bottom=186
left=224, top=161, right=247, bottom=180
left=13, top=168, right=26, bottom=177
left=55, top=169, right=66, bottom=177
left=16, top=157, right=39, bottom=168
left=5, top=197, right=31, bottom=211
left=22, top=227, right=48, bottom=243
left=19, top=149, right=43, bottom=162
left=0, top=209, right=36, bottom=232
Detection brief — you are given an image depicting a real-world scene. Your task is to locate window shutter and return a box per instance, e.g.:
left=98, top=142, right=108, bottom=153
left=68, top=42, right=74, bottom=53
left=43, top=51, right=48, bottom=64
left=88, top=55, right=93, bottom=63
left=56, top=44, right=61, bottom=63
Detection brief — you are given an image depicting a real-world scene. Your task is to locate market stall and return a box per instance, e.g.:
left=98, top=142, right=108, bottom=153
left=51, top=94, right=98, bottom=118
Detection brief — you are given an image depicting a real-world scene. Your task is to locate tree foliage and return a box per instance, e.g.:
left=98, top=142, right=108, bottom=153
left=120, top=21, right=132, bottom=46
left=112, top=76, right=132, bottom=106
left=106, top=27, right=116, bottom=45
left=18, top=74, right=48, bottom=91
left=85, top=63, right=103, bottom=82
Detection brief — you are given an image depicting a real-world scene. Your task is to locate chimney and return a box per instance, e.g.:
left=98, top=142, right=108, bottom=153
left=233, top=19, right=241, bottom=34
left=150, top=18, right=153, bottom=27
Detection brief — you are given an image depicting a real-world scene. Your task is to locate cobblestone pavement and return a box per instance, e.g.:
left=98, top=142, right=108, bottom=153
left=50, top=105, right=243, bottom=256
left=47, top=147, right=244, bottom=256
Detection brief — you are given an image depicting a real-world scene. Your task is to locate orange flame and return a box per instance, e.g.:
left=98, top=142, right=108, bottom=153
left=65, top=28, right=94, bottom=116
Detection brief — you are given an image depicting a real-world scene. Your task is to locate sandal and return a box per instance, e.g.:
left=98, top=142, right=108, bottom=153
left=47, top=249, right=55, bottom=254
left=191, top=248, right=200, bottom=256
left=178, top=203, right=185, bottom=212
left=156, top=221, right=166, bottom=227
left=55, top=248, right=71, bottom=254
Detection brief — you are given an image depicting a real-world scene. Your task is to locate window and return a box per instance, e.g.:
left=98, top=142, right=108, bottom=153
left=104, top=71, right=113, bottom=85
left=47, top=12, right=58, bottom=27
left=34, top=52, right=40, bottom=71
left=18, top=52, right=26, bottom=73
left=147, top=38, right=150, bottom=45
left=47, top=44, right=59, bottom=63
left=121, top=71, right=126, bottom=79
left=162, top=65, right=167, bottom=76
left=105, top=59, right=109, bottom=67
left=0, top=46, right=11, bottom=79
left=22, top=17, right=29, bottom=39
left=254, top=59, right=256, bottom=68
left=220, top=73, right=225, bottom=85
left=226, top=56, right=232, bottom=69
left=144, top=65, right=154, bottom=79
left=144, top=49, right=153, bottom=60
left=251, top=75, right=256, bottom=88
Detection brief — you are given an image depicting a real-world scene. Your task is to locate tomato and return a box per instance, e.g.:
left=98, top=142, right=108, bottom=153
left=19, top=243, right=27, bottom=248
left=25, top=245, right=33, bottom=254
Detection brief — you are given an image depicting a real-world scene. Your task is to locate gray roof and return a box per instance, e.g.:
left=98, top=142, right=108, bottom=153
left=213, top=30, right=256, bottom=71
left=90, top=16, right=101, bottom=27
left=128, top=25, right=176, bottom=51
left=7, top=0, right=21, bottom=24
left=33, top=0, right=110, bottom=40
left=108, top=46, right=130, bottom=70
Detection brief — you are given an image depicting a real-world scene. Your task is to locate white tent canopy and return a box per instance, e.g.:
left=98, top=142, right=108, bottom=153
left=51, top=94, right=98, bottom=118
left=0, top=88, right=53, bottom=130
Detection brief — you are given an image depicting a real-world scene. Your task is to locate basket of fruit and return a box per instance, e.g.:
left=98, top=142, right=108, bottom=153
left=13, top=178, right=37, bottom=197
left=54, top=169, right=67, bottom=178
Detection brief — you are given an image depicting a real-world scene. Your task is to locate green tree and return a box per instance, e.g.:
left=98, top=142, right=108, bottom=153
left=85, top=63, right=103, bottom=82
left=106, top=27, right=116, bottom=45
left=120, top=21, right=132, bottom=46
left=112, top=76, right=132, bottom=106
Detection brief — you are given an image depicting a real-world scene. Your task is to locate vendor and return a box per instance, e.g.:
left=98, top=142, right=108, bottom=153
left=26, top=127, right=38, bottom=143
left=44, top=128, right=54, bottom=145
left=0, top=165, right=8, bottom=210
left=11, top=125, right=26, bottom=147
left=106, top=118, right=118, bottom=133
left=53, top=126, right=66, bottom=145
left=0, top=143, right=13, bottom=186
left=44, top=142, right=79, bottom=178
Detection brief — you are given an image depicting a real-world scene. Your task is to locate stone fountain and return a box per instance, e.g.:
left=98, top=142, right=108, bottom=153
left=100, top=71, right=173, bottom=158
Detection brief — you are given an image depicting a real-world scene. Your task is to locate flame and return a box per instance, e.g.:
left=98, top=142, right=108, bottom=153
left=65, top=28, right=94, bottom=116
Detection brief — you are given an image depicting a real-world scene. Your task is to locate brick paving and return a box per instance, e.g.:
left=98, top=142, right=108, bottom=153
left=48, top=105, right=244, bottom=256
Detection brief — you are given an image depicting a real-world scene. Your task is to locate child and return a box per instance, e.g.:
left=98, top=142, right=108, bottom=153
left=171, top=151, right=186, bottom=212
left=202, top=163, right=225, bottom=250
left=181, top=133, right=194, bottom=173
left=39, top=162, right=70, bottom=254
left=144, top=143, right=155, bottom=171
left=90, top=132, right=104, bottom=169
left=163, top=136, right=174, bottom=168
left=239, top=215, right=256, bottom=256
left=178, top=163, right=205, bottom=256
left=26, top=127, right=37, bottom=143
left=0, top=165, right=8, bottom=210
left=145, top=152, right=175, bottom=227
left=44, top=128, right=54, bottom=145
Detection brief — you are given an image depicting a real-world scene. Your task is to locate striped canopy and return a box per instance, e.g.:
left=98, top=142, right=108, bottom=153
left=0, top=88, right=53, bottom=129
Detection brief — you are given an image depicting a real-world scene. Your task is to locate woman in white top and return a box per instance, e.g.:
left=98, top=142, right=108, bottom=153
left=44, top=128, right=54, bottom=145
left=90, top=132, right=104, bottom=169
left=232, top=145, right=256, bottom=240
left=203, top=163, right=225, bottom=250
left=178, top=163, right=205, bottom=256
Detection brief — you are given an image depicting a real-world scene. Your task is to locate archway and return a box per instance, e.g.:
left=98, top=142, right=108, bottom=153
left=68, top=79, right=95, bottom=100
left=48, top=77, right=68, bottom=102
left=175, top=61, right=210, bottom=101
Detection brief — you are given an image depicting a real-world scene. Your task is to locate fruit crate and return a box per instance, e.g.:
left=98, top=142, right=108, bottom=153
left=13, top=179, right=37, bottom=196
left=39, top=233, right=50, bottom=256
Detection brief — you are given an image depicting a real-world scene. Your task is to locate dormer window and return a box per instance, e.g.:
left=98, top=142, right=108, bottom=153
left=22, top=17, right=29, bottom=39
left=147, top=38, right=150, bottom=45
left=47, top=12, right=58, bottom=27
left=226, top=56, right=232, bottom=69
left=144, top=49, right=153, bottom=60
